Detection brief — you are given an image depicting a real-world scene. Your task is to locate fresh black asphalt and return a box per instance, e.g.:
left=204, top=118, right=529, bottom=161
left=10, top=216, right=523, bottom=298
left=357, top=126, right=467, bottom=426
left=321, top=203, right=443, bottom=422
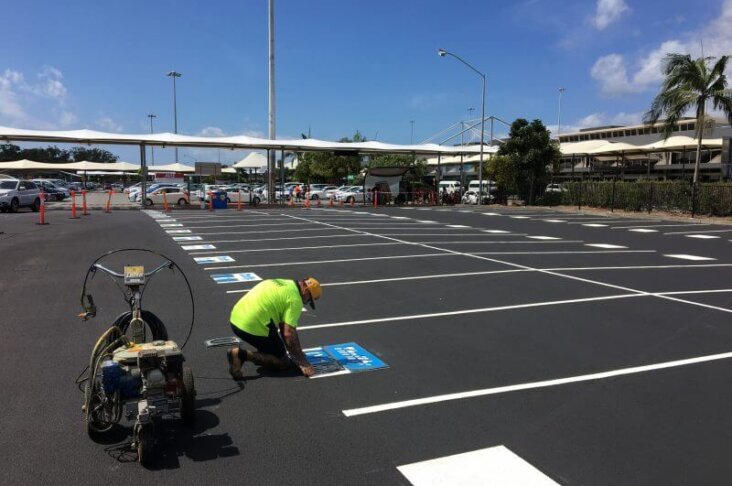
left=1, top=204, right=731, bottom=485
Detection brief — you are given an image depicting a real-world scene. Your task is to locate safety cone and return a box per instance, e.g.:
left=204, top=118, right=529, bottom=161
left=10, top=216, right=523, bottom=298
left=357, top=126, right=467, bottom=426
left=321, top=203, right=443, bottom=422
left=304, top=197, right=311, bottom=209
left=373, top=190, right=378, bottom=208
left=106, top=190, right=113, bottom=213
left=82, top=190, right=89, bottom=216
left=70, top=191, right=79, bottom=219
left=328, top=198, right=334, bottom=208
left=316, top=198, right=322, bottom=207
left=339, top=198, right=344, bottom=207
left=289, top=196, right=294, bottom=208
left=162, top=191, right=169, bottom=212
left=37, top=191, right=48, bottom=225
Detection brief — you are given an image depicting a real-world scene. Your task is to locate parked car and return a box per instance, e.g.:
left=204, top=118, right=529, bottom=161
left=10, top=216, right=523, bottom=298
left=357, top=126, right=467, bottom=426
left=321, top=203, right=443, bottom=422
left=130, top=182, right=179, bottom=202
left=461, top=190, right=491, bottom=205
left=221, top=186, right=261, bottom=205
left=144, top=186, right=189, bottom=206
left=336, top=186, right=368, bottom=204
left=124, top=182, right=141, bottom=194
left=306, top=184, right=337, bottom=200
left=545, top=183, right=567, bottom=193
left=0, top=179, right=42, bottom=212
left=110, top=183, right=124, bottom=192
left=33, top=179, right=70, bottom=200
left=325, top=185, right=348, bottom=200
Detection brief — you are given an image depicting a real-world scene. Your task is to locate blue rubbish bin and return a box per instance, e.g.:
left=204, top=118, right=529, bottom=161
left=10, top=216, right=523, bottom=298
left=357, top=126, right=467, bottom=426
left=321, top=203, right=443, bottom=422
left=212, top=191, right=228, bottom=209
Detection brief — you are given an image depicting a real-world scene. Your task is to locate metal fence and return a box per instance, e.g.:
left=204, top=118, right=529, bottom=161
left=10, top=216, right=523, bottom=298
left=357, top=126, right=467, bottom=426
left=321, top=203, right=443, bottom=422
left=539, top=181, right=732, bottom=217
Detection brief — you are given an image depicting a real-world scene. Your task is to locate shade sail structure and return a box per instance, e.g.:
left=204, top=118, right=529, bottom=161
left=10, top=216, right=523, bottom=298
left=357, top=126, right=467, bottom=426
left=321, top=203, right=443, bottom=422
left=0, top=126, right=484, bottom=155
left=559, top=140, right=611, bottom=155
left=233, top=152, right=268, bottom=168
left=638, top=136, right=723, bottom=151
left=221, top=167, right=237, bottom=174
left=0, top=160, right=140, bottom=171
left=586, top=142, right=648, bottom=155
left=147, top=163, right=195, bottom=173
left=0, top=159, right=62, bottom=170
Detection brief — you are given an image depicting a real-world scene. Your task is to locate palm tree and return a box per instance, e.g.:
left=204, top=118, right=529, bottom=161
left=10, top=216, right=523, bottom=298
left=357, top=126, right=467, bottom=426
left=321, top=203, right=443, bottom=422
left=644, top=53, right=732, bottom=183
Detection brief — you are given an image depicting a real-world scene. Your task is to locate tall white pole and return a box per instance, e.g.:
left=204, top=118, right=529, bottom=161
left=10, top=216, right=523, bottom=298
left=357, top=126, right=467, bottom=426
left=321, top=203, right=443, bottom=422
left=479, top=74, right=485, bottom=205
left=268, top=0, right=276, bottom=202
left=558, top=87, right=566, bottom=139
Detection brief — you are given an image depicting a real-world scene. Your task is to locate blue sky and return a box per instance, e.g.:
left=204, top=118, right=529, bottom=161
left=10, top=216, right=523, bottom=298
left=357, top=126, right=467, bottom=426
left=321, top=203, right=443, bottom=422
left=1, top=0, right=730, bottom=163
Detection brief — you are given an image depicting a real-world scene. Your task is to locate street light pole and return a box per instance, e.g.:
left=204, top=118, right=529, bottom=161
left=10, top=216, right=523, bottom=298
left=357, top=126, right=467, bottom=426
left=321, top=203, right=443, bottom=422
left=268, top=0, right=276, bottom=202
left=167, top=71, right=182, bottom=162
left=438, top=48, right=486, bottom=204
left=557, top=87, right=566, bottom=139
left=410, top=120, right=414, bottom=144
left=147, top=114, right=156, bottom=165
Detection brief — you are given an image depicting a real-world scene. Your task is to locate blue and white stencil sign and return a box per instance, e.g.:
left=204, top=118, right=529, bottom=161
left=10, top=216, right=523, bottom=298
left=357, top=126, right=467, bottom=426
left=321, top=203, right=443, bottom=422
left=211, top=272, right=262, bottom=284
left=304, top=342, right=388, bottom=377
left=194, top=256, right=235, bottom=264
left=182, top=244, right=216, bottom=250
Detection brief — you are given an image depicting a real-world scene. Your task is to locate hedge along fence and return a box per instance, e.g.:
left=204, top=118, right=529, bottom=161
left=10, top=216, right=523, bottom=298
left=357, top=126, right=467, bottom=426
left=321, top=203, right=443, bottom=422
left=539, top=181, right=732, bottom=216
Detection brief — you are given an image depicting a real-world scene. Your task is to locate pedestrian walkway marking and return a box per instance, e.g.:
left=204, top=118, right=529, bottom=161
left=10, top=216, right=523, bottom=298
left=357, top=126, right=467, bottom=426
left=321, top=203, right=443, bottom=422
left=685, top=234, right=721, bottom=239
left=583, top=223, right=608, bottom=227
left=585, top=243, right=627, bottom=249
left=397, top=446, right=558, bottom=486
left=159, top=223, right=183, bottom=227
left=211, top=272, right=262, bottom=284
left=193, top=256, right=235, bottom=264
left=173, top=236, right=202, bottom=241
left=166, top=229, right=191, bottom=234
left=181, top=244, right=216, bottom=250
left=629, top=228, right=658, bottom=233
left=526, top=236, right=561, bottom=240
left=664, top=254, right=716, bottom=261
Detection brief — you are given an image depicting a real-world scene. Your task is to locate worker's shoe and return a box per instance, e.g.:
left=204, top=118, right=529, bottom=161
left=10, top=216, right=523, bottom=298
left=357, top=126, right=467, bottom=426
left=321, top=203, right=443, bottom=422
left=227, top=346, right=245, bottom=380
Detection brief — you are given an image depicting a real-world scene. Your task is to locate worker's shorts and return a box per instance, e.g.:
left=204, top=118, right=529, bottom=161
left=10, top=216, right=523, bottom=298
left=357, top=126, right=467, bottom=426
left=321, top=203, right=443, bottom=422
left=230, top=321, right=287, bottom=359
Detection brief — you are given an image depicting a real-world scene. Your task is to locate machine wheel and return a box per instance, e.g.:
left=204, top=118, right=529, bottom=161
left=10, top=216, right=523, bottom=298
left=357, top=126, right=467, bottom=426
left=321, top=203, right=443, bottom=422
left=9, top=198, right=19, bottom=213
left=177, top=198, right=188, bottom=206
left=180, top=366, right=196, bottom=425
left=136, top=425, right=155, bottom=467
left=252, top=197, right=260, bottom=206
left=347, top=196, right=354, bottom=204
left=31, top=198, right=40, bottom=212
left=145, top=198, right=154, bottom=207
left=311, top=194, right=319, bottom=200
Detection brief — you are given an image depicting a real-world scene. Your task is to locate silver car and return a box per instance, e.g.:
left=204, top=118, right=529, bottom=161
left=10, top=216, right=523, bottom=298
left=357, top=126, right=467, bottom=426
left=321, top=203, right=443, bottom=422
left=0, top=179, right=42, bottom=212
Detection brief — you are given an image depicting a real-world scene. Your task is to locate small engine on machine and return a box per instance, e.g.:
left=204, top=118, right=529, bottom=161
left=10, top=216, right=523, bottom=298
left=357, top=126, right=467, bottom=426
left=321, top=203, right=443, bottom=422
left=77, top=249, right=196, bottom=467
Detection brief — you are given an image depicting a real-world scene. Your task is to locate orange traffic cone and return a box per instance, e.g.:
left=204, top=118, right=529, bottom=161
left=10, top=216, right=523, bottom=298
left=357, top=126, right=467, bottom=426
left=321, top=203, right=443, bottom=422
left=316, top=198, right=322, bottom=207
left=328, top=198, right=334, bottom=208
left=37, top=191, right=48, bottom=225
left=82, top=190, right=89, bottom=216
left=304, top=197, right=311, bottom=209
left=70, top=191, right=79, bottom=219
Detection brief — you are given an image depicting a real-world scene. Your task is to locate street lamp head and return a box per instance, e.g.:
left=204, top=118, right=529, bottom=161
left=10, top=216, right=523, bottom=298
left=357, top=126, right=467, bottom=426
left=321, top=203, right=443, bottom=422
left=167, top=71, right=182, bottom=78
left=437, top=48, right=447, bottom=57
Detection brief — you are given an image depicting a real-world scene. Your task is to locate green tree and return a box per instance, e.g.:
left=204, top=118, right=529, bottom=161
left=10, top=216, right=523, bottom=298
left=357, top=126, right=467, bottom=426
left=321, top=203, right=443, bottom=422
left=20, top=146, right=70, bottom=163
left=71, top=147, right=119, bottom=163
left=644, top=53, right=732, bottom=184
left=0, top=143, right=22, bottom=161
left=497, top=119, right=560, bottom=204
left=296, top=131, right=366, bottom=183
left=486, top=154, right=518, bottom=201
left=368, top=153, right=428, bottom=179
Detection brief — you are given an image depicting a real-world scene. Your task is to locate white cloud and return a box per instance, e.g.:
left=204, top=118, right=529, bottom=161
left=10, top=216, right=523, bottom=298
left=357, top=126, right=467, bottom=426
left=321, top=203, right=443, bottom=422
left=591, top=0, right=732, bottom=96
left=0, top=66, right=73, bottom=128
left=592, top=0, right=629, bottom=30
left=0, top=69, right=28, bottom=121
left=59, top=111, right=77, bottom=127
left=96, top=117, right=123, bottom=132
left=198, top=126, right=226, bottom=137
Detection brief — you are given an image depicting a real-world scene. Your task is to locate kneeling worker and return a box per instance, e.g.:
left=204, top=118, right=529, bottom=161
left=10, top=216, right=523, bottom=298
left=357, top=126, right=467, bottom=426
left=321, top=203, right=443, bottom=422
left=227, top=277, right=321, bottom=378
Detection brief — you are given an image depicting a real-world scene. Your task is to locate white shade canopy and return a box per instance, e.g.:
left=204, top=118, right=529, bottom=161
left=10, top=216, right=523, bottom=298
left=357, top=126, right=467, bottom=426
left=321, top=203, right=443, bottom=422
left=0, top=159, right=139, bottom=171
left=559, top=140, right=611, bottom=155
left=0, top=159, right=61, bottom=170
left=0, top=126, right=483, bottom=155
left=147, top=163, right=195, bottom=173
left=233, top=152, right=268, bottom=169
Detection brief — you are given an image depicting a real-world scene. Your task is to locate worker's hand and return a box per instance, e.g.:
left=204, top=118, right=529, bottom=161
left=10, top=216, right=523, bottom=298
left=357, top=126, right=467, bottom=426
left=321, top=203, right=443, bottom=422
left=300, top=363, right=316, bottom=377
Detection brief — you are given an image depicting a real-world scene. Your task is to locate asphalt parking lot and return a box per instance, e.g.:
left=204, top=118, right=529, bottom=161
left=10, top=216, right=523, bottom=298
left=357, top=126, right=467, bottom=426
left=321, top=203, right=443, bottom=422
left=2, top=205, right=732, bottom=485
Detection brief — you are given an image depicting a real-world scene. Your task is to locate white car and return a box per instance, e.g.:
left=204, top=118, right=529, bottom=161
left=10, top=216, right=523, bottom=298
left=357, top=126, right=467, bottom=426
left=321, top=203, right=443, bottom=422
left=0, top=179, right=42, bottom=212
left=545, top=183, right=567, bottom=193
left=307, top=184, right=337, bottom=200
left=335, top=186, right=369, bottom=204
left=143, top=187, right=189, bottom=206
left=461, top=190, right=490, bottom=205
left=221, top=186, right=261, bottom=205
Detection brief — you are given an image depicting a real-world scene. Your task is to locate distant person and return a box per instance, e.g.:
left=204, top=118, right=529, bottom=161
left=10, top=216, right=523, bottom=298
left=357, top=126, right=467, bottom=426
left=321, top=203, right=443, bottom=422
left=226, top=278, right=322, bottom=379
left=294, top=184, right=302, bottom=202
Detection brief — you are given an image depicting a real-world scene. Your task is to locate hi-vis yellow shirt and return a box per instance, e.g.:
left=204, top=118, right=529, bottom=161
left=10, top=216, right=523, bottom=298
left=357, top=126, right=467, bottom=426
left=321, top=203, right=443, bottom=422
left=230, top=279, right=302, bottom=336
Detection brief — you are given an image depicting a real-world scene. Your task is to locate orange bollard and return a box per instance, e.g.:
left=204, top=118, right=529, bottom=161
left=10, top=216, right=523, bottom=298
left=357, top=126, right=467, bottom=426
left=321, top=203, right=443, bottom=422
left=373, top=190, right=378, bottom=208
left=208, top=192, right=214, bottom=212
left=162, top=191, right=169, bottom=212
left=237, top=190, right=243, bottom=211
left=350, top=197, right=355, bottom=207
left=339, top=198, right=344, bottom=207
left=105, top=190, right=113, bottom=213
left=304, top=197, right=311, bottom=209
left=328, top=197, right=334, bottom=208
left=37, top=190, right=48, bottom=225
left=70, top=191, right=79, bottom=219
left=288, top=195, right=294, bottom=207
left=316, top=198, right=322, bottom=207
left=82, top=190, right=89, bottom=216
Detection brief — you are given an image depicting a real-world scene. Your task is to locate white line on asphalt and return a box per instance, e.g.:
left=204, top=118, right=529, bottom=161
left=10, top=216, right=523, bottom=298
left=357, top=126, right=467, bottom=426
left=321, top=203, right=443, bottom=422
left=446, top=224, right=471, bottom=228
left=183, top=227, right=352, bottom=236
left=663, top=254, right=716, bottom=261
left=510, top=216, right=530, bottom=219
left=418, top=240, right=582, bottom=245
left=664, top=228, right=732, bottom=235
left=280, top=213, right=730, bottom=316
left=628, top=228, right=658, bottom=233
left=585, top=243, right=627, bottom=249
left=582, top=223, right=609, bottom=227
left=202, top=252, right=456, bottom=270
left=482, top=229, right=511, bottom=233
left=567, top=220, right=651, bottom=225
left=543, top=219, right=566, bottom=223
left=205, top=234, right=368, bottom=244
left=191, top=242, right=402, bottom=255
left=526, top=236, right=561, bottom=240
left=685, top=234, right=722, bottom=239
left=342, top=350, right=732, bottom=417
left=397, top=445, right=559, bottom=486
left=187, top=222, right=314, bottom=230
left=471, top=250, right=654, bottom=255
left=613, top=223, right=712, bottom=229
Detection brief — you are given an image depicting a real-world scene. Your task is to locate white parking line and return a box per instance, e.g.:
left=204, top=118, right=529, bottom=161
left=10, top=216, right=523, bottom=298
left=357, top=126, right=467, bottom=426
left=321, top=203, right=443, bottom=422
left=585, top=243, right=627, bottom=249
left=543, top=219, right=566, bottom=223
left=685, top=234, right=721, bottom=239
left=526, top=236, right=561, bottom=240
left=582, top=223, right=609, bottom=227
left=186, top=222, right=314, bottom=230
left=664, top=228, right=732, bottom=235
left=205, top=234, right=367, bottom=244
left=446, top=225, right=471, bottom=228
left=342, top=350, right=732, bottom=417
left=664, top=254, right=716, bottom=261
left=614, top=223, right=712, bottom=229
left=472, top=250, right=653, bottom=255
left=510, top=216, right=530, bottom=219
left=397, top=446, right=559, bottom=486
left=192, top=242, right=402, bottom=255
left=420, top=240, right=582, bottom=245
left=628, top=228, right=658, bottom=233
left=482, top=229, right=511, bottom=233
left=202, top=252, right=457, bottom=270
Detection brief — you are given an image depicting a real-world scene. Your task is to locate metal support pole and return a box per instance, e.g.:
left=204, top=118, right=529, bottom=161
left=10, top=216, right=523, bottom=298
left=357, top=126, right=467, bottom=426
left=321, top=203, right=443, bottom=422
left=268, top=0, right=276, bottom=204
left=267, top=149, right=274, bottom=203
left=140, top=144, right=147, bottom=210
left=280, top=149, right=285, bottom=207
left=478, top=75, right=485, bottom=204
left=437, top=153, right=441, bottom=204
